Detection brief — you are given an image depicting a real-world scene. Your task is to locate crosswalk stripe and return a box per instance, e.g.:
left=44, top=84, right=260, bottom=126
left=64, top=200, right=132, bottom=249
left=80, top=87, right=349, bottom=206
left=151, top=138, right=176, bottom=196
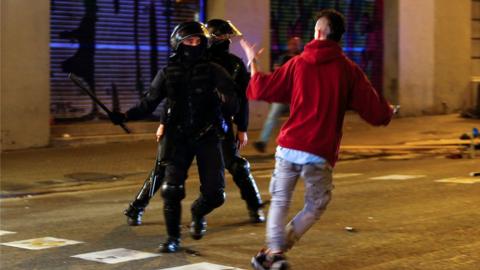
left=1, top=237, right=83, bottom=250
left=0, top=230, right=16, bottom=236
left=71, top=248, right=160, bottom=264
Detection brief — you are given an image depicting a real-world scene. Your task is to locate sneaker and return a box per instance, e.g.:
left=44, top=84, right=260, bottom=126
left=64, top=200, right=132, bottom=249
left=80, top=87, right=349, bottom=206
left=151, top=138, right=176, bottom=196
left=253, top=141, right=267, bottom=153
left=123, top=204, right=144, bottom=226
left=190, top=216, right=207, bottom=240
left=249, top=208, right=266, bottom=223
left=158, top=237, right=180, bottom=253
left=284, top=222, right=299, bottom=251
left=251, top=249, right=290, bottom=270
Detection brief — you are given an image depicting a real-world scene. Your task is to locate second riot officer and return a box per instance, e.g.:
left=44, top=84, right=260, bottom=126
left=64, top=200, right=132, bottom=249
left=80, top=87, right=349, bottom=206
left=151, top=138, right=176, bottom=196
left=206, top=19, right=264, bottom=222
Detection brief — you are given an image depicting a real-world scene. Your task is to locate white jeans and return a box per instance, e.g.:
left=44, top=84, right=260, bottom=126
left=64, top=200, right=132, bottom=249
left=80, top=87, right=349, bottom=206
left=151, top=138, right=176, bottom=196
left=267, top=157, right=334, bottom=251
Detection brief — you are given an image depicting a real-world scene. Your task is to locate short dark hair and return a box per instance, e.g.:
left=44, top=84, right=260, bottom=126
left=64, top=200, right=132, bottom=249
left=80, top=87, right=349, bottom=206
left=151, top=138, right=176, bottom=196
left=317, top=9, right=345, bottom=42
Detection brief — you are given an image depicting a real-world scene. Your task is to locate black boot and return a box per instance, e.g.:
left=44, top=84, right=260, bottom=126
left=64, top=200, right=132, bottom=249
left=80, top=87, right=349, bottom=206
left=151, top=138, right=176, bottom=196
left=124, top=204, right=144, bottom=226
left=124, top=168, right=164, bottom=226
left=248, top=207, right=266, bottom=223
left=159, top=237, right=180, bottom=253
left=189, top=191, right=225, bottom=240
left=163, top=199, right=182, bottom=244
left=190, top=215, right=207, bottom=240
left=124, top=176, right=151, bottom=226
left=228, top=157, right=264, bottom=223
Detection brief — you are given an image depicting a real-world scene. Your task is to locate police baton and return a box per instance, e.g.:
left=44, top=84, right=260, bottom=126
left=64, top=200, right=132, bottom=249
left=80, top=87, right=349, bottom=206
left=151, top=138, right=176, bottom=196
left=68, top=73, right=131, bottom=134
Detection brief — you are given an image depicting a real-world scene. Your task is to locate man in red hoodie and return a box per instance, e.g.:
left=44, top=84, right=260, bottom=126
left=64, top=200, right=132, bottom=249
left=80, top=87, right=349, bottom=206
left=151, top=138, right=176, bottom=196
left=241, top=9, right=394, bottom=270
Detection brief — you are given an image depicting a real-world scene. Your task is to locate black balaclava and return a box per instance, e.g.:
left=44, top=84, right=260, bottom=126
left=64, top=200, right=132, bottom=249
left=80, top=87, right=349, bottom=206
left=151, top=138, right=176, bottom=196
left=178, top=41, right=206, bottom=63
left=209, top=39, right=231, bottom=53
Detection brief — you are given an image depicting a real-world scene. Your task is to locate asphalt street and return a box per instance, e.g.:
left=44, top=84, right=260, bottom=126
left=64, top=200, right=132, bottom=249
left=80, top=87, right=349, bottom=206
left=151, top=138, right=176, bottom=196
left=1, top=139, right=480, bottom=270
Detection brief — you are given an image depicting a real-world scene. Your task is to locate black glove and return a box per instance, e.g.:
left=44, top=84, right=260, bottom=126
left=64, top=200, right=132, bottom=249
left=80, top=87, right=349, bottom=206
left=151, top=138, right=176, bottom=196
left=109, top=111, right=127, bottom=125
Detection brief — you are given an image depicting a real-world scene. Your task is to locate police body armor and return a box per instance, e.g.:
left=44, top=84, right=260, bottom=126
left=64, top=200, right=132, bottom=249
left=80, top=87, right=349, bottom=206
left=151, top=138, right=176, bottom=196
left=159, top=56, right=225, bottom=162
left=169, top=59, right=222, bottom=134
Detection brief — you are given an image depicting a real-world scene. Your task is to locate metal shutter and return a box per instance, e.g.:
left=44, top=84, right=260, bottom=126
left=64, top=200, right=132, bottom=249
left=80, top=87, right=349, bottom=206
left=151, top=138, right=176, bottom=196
left=270, top=0, right=384, bottom=93
left=50, top=0, right=201, bottom=121
left=473, top=0, right=480, bottom=75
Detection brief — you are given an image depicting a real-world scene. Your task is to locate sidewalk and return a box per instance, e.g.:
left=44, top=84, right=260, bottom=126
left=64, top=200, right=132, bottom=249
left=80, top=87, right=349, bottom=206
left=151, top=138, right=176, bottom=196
left=50, top=113, right=479, bottom=147
left=342, top=113, right=479, bottom=146
left=338, top=113, right=479, bottom=161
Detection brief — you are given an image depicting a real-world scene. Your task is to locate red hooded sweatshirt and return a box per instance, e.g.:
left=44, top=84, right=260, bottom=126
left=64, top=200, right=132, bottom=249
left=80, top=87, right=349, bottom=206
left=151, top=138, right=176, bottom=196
left=247, top=39, right=393, bottom=166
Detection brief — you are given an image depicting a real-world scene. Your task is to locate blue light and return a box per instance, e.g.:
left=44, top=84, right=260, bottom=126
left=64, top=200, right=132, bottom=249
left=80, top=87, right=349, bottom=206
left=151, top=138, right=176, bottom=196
left=271, top=44, right=365, bottom=53
left=51, top=42, right=365, bottom=53
left=343, top=47, right=365, bottom=52
left=199, top=0, right=206, bottom=22
left=50, top=42, right=80, bottom=49
left=50, top=42, right=169, bottom=51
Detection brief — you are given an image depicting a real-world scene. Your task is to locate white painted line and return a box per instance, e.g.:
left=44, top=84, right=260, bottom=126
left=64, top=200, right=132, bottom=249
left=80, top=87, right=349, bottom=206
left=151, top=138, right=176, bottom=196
left=370, top=175, right=426, bottom=180
left=1, top=237, right=83, bottom=250
left=72, top=248, right=160, bottom=264
left=334, top=173, right=363, bottom=179
left=0, top=230, right=16, bottom=236
left=434, top=177, right=480, bottom=184
left=158, top=262, right=243, bottom=270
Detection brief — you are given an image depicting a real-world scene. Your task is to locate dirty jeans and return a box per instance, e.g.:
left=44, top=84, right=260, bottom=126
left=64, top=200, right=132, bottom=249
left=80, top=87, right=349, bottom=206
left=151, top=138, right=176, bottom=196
left=267, top=157, right=334, bottom=251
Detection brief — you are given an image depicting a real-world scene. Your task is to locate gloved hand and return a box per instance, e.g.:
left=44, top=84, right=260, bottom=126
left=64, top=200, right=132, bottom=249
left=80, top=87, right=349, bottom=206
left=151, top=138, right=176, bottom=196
left=109, top=111, right=127, bottom=125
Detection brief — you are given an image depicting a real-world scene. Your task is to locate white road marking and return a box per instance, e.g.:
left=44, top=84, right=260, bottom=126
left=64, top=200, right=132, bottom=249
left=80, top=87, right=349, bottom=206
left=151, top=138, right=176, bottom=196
left=72, top=248, right=160, bottom=264
left=0, top=230, right=16, bottom=236
left=158, top=262, right=243, bottom=270
left=334, top=173, right=363, bottom=179
left=1, top=237, right=82, bottom=250
left=370, top=174, right=426, bottom=180
left=434, top=177, right=480, bottom=184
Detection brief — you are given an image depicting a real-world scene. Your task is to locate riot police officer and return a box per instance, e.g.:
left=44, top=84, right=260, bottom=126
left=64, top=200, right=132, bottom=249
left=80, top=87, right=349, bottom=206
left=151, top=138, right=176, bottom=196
left=111, top=21, right=238, bottom=253
left=206, top=19, right=264, bottom=222
left=123, top=19, right=264, bottom=227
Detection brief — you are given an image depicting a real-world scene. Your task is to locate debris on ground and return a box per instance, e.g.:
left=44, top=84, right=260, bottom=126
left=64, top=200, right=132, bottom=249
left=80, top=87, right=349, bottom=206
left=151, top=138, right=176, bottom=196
left=344, top=226, right=357, bottom=233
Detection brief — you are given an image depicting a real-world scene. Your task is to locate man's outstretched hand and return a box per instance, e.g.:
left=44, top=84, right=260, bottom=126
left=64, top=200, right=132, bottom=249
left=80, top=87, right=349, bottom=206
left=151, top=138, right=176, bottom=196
left=240, top=39, right=264, bottom=75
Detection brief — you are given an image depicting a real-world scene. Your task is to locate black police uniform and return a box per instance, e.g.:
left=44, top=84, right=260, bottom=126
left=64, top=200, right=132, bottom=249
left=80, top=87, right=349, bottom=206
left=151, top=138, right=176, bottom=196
left=115, top=22, right=239, bottom=253
left=124, top=19, right=264, bottom=227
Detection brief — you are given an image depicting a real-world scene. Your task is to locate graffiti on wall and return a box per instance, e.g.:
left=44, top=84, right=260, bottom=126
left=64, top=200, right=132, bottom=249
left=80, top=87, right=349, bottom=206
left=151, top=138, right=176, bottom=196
left=50, top=0, right=200, bottom=121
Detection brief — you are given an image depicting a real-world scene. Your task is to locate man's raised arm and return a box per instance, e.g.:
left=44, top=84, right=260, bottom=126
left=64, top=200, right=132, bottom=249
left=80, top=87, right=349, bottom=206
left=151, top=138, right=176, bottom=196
left=240, top=39, right=293, bottom=104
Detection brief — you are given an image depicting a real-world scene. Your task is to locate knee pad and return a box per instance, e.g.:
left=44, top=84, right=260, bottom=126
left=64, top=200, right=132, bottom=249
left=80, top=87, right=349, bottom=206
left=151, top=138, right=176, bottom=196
left=161, top=182, right=186, bottom=201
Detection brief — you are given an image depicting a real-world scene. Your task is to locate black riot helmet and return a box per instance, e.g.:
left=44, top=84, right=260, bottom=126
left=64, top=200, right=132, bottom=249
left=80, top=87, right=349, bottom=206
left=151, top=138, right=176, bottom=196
left=205, top=19, right=242, bottom=39
left=170, top=21, right=210, bottom=51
